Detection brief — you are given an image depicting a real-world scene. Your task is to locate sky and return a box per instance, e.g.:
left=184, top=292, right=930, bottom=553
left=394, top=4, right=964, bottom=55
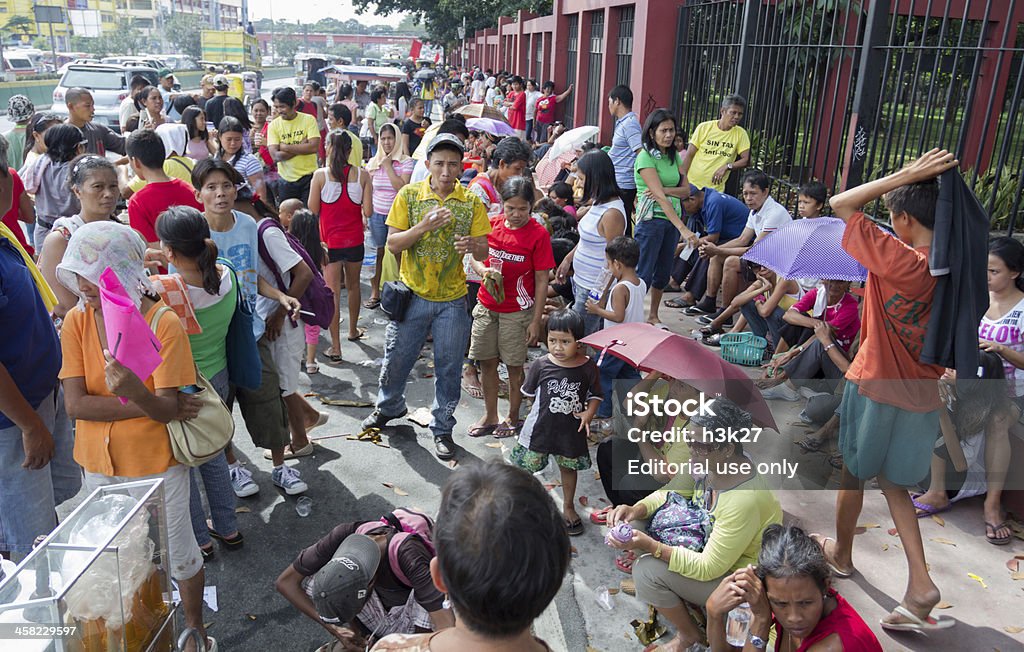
left=245, top=0, right=410, bottom=27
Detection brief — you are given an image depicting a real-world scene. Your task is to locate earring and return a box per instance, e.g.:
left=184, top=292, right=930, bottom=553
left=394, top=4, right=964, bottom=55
left=442, top=595, right=452, bottom=610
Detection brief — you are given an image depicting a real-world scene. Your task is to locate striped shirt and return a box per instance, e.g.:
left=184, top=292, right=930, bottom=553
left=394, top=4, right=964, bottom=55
left=574, top=198, right=626, bottom=290
left=610, top=112, right=642, bottom=189
left=371, top=158, right=416, bottom=215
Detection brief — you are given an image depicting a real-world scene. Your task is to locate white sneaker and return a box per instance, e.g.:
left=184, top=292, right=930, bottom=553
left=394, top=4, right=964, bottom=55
left=799, top=385, right=830, bottom=399
left=272, top=465, right=308, bottom=495
left=229, top=465, right=259, bottom=498
left=761, top=383, right=800, bottom=401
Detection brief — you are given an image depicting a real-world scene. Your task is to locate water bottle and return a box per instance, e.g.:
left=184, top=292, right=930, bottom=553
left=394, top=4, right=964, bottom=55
left=725, top=602, right=753, bottom=646
left=361, top=246, right=377, bottom=280
left=589, top=267, right=612, bottom=302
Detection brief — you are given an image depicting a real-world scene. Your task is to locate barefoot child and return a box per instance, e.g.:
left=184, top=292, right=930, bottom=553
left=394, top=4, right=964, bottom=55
left=287, top=209, right=327, bottom=374
left=511, top=309, right=602, bottom=536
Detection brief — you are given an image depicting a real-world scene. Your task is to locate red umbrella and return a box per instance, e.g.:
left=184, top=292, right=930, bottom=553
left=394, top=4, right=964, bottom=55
left=581, top=323, right=778, bottom=430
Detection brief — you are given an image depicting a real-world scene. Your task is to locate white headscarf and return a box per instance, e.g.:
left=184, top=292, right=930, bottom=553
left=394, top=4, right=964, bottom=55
left=155, top=123, right=190, bottom=158
left=56, top=221, right=155, bottom=310
left=365, top=122, right=410, bottom=173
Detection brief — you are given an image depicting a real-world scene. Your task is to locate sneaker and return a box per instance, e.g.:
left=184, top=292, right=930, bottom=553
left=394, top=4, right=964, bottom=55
left=272, top=465, right=308, bottom=495
left=229, top=465, right=259, bottom=498
left=361, top=408, right=408, bottom=430
left=761, top=383, right=800, bottom=401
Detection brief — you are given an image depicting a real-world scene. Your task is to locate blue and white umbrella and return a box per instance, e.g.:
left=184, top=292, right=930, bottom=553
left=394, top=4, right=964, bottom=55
left=742, top=217, right=867, bottom=282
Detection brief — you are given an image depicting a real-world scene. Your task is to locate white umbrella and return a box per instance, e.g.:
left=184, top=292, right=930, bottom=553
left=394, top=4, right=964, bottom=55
left=548, top=125, right=600, bottom=159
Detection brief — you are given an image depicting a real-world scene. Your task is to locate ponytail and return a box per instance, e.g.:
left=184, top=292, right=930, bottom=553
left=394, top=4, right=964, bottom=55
left=327, top=129, right=352, bottom=184
left=197, top=238, right=221, bottom=295
left=155, top=206, right=222, bottom=296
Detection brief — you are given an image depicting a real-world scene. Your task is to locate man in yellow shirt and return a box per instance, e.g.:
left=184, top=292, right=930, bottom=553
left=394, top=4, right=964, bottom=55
left=362, top=134, right=491, bottom=460
left=268, top=87, right=321, bottom=203
left=682, top=95, right=751, bottom=192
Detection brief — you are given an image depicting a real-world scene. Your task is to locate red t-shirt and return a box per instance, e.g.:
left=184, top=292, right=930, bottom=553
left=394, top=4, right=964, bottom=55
left=507, top=91, right=527, bottom=130
left=128, top=178, right=203, bottom=244
left=478, top=215, right=555, bottom=313
left=1, top=169, right=31, bottom=254
left=535, top=94, right=557, bottom=124
left=319, top=168, right=364, bottom=249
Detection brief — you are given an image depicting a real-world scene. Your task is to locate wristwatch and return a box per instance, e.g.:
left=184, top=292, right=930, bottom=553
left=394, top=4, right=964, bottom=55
left=749, top=634, right=767, bottom=649
left=726, top=162, right=734, bottom=170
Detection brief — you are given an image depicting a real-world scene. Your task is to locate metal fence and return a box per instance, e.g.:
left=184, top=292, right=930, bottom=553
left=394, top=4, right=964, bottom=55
left=617, top=5, right=635, bottom=87
left=586, top=11, right=606, bottom=126
left=565, top=14, right=579, bottom=129
left=672, top=0, right=1024, bottom=232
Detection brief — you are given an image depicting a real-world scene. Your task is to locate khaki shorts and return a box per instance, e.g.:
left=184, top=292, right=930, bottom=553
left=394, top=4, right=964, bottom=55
left=468, top=302, right=533, bottom=366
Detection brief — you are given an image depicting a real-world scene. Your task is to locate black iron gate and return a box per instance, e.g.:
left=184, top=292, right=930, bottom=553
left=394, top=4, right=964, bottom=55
left=672, top=0, right=1024, bottom=232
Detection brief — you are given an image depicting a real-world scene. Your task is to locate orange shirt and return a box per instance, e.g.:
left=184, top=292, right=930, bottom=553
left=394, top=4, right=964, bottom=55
left=841, top=211, right=943, bottom=412
left=60, top=302, right=196, bottom=477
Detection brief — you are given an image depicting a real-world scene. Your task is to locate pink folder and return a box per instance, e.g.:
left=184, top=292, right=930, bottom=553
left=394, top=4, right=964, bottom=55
left=98, top=268, right=163, bottom=404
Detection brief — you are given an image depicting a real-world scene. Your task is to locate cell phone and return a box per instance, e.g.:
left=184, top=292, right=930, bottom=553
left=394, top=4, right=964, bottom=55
left=180, top=384, right=203, bottom=394
left=206, top=122, right=215, bottom=132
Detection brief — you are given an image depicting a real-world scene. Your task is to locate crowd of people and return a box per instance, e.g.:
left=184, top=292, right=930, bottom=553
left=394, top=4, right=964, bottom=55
left=0, top=57, right=1017, bottom=652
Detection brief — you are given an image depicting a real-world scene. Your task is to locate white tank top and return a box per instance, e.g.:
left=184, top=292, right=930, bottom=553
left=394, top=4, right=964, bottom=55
left=321, top=178, right=363, bottom=204
left=605, top=278, right=648, bottom=329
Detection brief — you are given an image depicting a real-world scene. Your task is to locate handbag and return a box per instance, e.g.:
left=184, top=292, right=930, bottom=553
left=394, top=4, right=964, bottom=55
left=635, top=191, right=657, bottom=224
left=380, top=280, right=413, bottom=322
left=221, top=260, right=262, bottom=390
left=149, top=307, right=235, bottom=467
left=647, top=489, right=710, bottom=551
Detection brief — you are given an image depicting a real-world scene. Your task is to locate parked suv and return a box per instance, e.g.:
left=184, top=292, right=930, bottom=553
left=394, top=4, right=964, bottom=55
left=51, top=64, right=159, bottom=132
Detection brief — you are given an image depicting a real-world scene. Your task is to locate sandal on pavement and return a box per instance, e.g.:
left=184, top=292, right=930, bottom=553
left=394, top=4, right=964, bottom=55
left=590, top=506, right=612, bottom=525
left=809, top=533, right=854, bottom=578
left=616, top=550, right=636, bottom=574
left=985, top=520, right=1012, bottom=545
left=910, top=494, right=952, bottom=519
left=880, top=605, right=955, bottom=632
left=200, top=543, right=215, bottom=560
left=493, top=421, right=517, bottom=438
left=263, top=442, right=315, bottom=460
left=467, top=423, right=498, bottom=438
left=827, top=451, right=844, bottom=470
left=664, top=296, right=692, bottom=309
left=323, top=350, right=343, bottom=363
left=363, top=297, right=381, bottom=309
left=305, top=361, right=319, bottom=375
left=565, top=518, right=584, bottom=536
left=207, top=525, right=244, bottom=548
left=347, top=328, right=367, bottom=341
left=795, top=435, right=824, bottom=453
left=461, top=382, right=484, bottom=399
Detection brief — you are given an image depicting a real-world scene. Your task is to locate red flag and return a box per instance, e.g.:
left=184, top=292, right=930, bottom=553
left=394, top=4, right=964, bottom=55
left=410, top=39, right=423, bottom=59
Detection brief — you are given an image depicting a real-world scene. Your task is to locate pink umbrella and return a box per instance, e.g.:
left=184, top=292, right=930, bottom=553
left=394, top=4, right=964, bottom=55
left=535, top=150, right=575, bottom=188
left=465, top=117, right=515, bottom=137
left=581, top=323, right=778, bottom=430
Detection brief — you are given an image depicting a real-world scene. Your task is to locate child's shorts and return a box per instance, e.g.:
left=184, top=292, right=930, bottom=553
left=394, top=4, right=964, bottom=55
left=510, top=443, right=591, bottom=473
left=838, top=381, right=939, bottom=487
left=304, top=323, right=319, bottom=346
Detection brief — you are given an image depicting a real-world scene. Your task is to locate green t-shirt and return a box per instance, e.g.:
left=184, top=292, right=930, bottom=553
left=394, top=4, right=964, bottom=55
left=189, top=269, right=237, bottom=379
left=634, top=149, right=682, bottom=220
left=5, top=126, right=26, bottom=172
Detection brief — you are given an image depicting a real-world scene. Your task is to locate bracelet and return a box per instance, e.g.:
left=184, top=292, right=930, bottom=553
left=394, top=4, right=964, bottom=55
left=823, top=343, right=836, bottom=353
left=654, top=543, right=663, bottom=559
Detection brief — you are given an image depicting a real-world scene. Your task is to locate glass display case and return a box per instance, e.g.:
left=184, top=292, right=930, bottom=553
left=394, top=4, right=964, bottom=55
left=0, top=479, right=176, bottom=652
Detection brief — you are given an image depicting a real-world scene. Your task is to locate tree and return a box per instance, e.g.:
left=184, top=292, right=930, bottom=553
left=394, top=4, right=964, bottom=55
left=4, top=16, right=34, bottom=38
left=164, top=13, right=203, bottom=61
left=275, top=36, right=302, bottom=62
left=352, top=0, right=550, bottom=45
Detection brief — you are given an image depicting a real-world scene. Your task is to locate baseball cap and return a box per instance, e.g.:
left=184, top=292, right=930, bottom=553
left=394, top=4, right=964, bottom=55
left=157, top=68, right=172, bottom=79
left=426, top=133, right=465, bottom=156
left=310, top=534, right=381, bottom=624
left=213, top=74, right=229, bottom=88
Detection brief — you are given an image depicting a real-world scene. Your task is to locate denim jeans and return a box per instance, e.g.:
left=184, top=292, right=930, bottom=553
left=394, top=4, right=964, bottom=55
left=376, top=293, right=471, bottom=437
left=570, top=280, right=604, bottom=337
left=740, top=303, right=787, bottom=345
left=0, top=388, right=81, bottom=555
left=635, top=217, right=680, bottom=291
left=597, top=354, right=642, bottom=418
left=188, top=368, right=237, bottom=547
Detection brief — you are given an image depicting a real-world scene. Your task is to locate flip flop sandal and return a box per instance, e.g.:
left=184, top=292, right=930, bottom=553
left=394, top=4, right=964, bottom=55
left=264, top=442, right=316, bottom=460
left=795, top=435, right=824, bottom=453
left=305, top=361, right=319, bottom=374
left=880, top=605, right=955, bottom=632
left=200, top=543, right=215, bottom=559
left=664, top=297, right=692, bottom=309
left=363, top=297, right=381, bottom=309
left=809, top=533, right=854, bottom=578
left=615, top=550, right=636, bottom=573
left=467, top=423, right=498, bottom=438
left=910, top=494, right=952, bottom=519
left=323, top=351, right=343, bottom=363
left=565, top=518, right=584, bottom=536
left=207, top=525, right=244, bottom=548
left=985, top=521, right=1013, bottom=545
left=347, top=328, right=367, bottom=341
left=590, top=506, right=612, bottom=525
left=492, top=421, right=517, bottom=438
left=827, top=451, right=844, bottom=470
left=461, top=383, right=484, bottom=399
